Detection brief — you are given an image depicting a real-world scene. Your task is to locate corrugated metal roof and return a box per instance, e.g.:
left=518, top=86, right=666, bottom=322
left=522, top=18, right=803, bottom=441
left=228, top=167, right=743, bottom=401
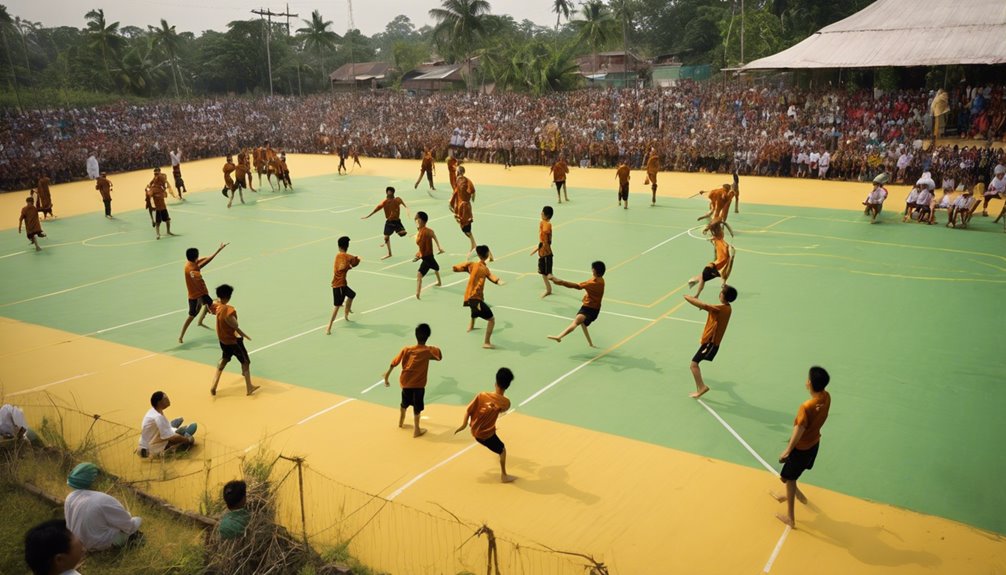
left=329, top=62, right=391, bottom=82
left=742, top=0, right=1006, bottom=70
left=411, top=65, right=464, bottom=81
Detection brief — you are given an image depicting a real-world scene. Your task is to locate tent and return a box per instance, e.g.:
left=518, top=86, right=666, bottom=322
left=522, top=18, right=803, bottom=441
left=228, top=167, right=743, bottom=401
left=741, top=0, right=1006, bottom=70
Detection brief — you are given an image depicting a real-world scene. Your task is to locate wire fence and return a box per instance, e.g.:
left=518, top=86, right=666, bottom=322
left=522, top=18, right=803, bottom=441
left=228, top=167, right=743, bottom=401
left=11, top=391, right=608, bottom=575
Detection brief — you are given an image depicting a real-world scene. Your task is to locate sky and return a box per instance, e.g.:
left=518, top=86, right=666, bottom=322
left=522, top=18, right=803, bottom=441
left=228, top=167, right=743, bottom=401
left=5, top=0, right=561, bottom=36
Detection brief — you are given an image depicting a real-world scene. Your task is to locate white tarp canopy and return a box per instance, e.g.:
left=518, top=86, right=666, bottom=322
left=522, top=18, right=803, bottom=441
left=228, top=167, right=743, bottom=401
left=741, top=0, right=1006, bottom=70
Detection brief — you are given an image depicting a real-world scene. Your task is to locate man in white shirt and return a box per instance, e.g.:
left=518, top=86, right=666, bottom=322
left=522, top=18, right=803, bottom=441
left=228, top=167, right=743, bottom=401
left=169, top=148, right=188, bottom=199
left=818, top=151, right=830, bottom=179
left=64, top=462, right=142, bottom=551
left=85, top=153, right=99, bottom=180
left=23, top=519, right=85, bottom=575
left=863, top=179, right=887, bottom=224
left=138, top=391, right=196, bottom=457
left=808, top=151, right=820, bottom=177
left=984, top=164, right=1005, bottom=217
left=0, top=403, right=37, bottom=443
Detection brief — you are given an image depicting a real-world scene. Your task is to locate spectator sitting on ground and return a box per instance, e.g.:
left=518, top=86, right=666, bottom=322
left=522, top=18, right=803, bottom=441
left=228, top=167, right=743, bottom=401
left=218, top=479, right=251, bottom=540
left=1, top=403, right=39, bottom=443
left=23, top=519, right=85, bottom=575
left=64, top=462, right=143, bottom=551
left=138, top=391, right=197, bottom=457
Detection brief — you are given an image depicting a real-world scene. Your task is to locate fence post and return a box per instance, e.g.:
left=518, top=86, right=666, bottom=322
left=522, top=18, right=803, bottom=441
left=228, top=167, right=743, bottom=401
left=295, top=456, right=308, bottom=547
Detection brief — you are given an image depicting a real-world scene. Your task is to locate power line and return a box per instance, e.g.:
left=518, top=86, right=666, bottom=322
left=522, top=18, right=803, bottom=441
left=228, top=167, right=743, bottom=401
left=251, top=7, right=298, bottom=96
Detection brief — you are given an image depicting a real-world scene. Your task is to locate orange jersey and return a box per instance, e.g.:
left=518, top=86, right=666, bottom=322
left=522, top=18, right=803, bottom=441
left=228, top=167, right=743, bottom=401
left=447, top=157, right=458, bottom=189
left=550, top=161, right=569, bottom=182
left=455, top=176, right=475, bottom=203
left=711, top=238, right=730, bottom=271
left=151, top=189, right=167, bottom=210
left=416, top=227, right=435, bottom=258
left=379, top=197, right=404, bottom=221
left=646, top=153, right=660, bottom=174
left=331, top=252, right=361, bottom=288
left=707, top=187, right=726, bottom=208
left=421, top=153, right=434, bottom=170
left=223, top=162, right=236, bottom=183
left=235, top=163, right=249, bottom=180
left=537, top=220, right=553, bottom=257
left=184, top=260, right=208, bottom=299
left=20, top=205, right=42, bottom=234
left=215, top=303, right=239, bottom=345
left=699, top=302, right=732, bottom=345
left=465, top=391, right=510, bottom=440
left=391, top=344, right=443, bottom=389
left=794, top=392, right=831, bottom=450
left=95, top=177, right=112, bottom=200
left=578, top=277, right=605, bottom=309
left=616, top=164, right=630, bottom=184
left=453, top=261, right=498, bottom=302
left=455, top=201, right=473, bottom=227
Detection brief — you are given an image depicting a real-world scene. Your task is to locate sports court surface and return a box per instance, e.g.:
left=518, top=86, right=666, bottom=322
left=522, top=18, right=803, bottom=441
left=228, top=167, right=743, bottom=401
left=2, top=156, right=1004, bottom=574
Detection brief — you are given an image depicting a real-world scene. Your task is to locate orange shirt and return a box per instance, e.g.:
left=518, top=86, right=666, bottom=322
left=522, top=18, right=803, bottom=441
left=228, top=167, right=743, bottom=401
left=466, top=391, right=511, bottom=440
left=421, top=153, right=434, bottom=170
left=707, top=187, right=726, bottom=208
left=578, top=277, right=605, bottom=309
left=37, top=176, right=51, bottom=195
left=96, top=177, right=112, bottom=200
left=646, top=153, right=660, bottom=174
left=215, top=303, right=239, bottom=345
left=453, top=261, right=498, bottom=302
left=20, top=205, right=41, bottom=234
left=184, top=261, right=208, bottom=299
left=616, top=164, right=630, bottom=184
left=455, top=201, right=473, bottom=227
left=416, top=227, right=435, bottom=257
left=794, top=392, right=831, bottom=450
left=331, top=252, right=361, bottom=288
left=223, top=162, right=236, bottom=183
left=550, top=161, right=569, bottom=182
left=151, top=189, right=167, bottom=210
left=455, top=176, right=475, bottom=203
left=380, top=197, right=404, bottom=221
left=391, top=344, right=443, bottom=389
left=235, top=163, right=249, bottom=179
left=698, top=302, right=732, bottom=345
left=711, top=238, right=730, bottom=271
left=537, top=220, right=553, bottom=257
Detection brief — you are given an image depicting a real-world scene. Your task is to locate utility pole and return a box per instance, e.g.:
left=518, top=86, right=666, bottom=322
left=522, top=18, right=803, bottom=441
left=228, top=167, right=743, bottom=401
left=347, top=0, right=356, bottom=91
left=740, top=0, right=745, bottom=66
left=251, top=7, right=298, bottom=96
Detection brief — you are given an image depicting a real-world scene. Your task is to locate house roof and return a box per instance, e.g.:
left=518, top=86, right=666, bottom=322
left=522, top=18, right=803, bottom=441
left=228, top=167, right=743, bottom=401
left=742, top=0, right=1006, bottom=70
left=329, top=61, right=392, bottom=82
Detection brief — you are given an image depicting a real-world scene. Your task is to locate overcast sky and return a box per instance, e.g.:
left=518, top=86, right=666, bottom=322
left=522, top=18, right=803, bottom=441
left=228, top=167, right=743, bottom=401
left=6, top=0, right=560, bottom=36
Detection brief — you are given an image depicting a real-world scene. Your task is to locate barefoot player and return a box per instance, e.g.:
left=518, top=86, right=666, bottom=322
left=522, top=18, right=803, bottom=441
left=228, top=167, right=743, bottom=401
left=383, top=323, right=443, bottom=438
left=455, top=367, right=515, bottom=483
left=179, top=243, right=228, bottom=343
left=362, top=187, right=409, bottom=260
left=18, top=196, right=45, bottom=251
left=548, top=261, right=605, bottom=347
left=414, top=211, right=445, bottom=300
left=683, top=285, right=737, bottom=398
left=327, top=236, right=361, bottom=334
left=210, top=284, right=260, bottom=396
left=530, top=206, right=554, bottom=297
left=452, top=245, right=504, bottom=349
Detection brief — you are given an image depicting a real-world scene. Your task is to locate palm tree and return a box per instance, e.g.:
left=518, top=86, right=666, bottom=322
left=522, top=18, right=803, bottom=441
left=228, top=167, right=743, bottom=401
left=0, top=6, right=23, bottom=109
left=85, top=9, right=125, bottom=90
left=610, top=0, right=635, bottom=87
left=429, top=0, right=491, bottom=91
left=552, top=0, right=572, bottom=31
left=296, top=10, right=339, bottom=85
left=149, top=19, right=183, bottom=96
left=571, top=1, right=615, bottom=81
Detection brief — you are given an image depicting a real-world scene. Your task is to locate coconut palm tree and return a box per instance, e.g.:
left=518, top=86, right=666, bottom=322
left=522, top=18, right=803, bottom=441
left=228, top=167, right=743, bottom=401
left=571, top=1, right=615, bottom=80
left=0, top=6, right=23, bottom=108
left=85, top=9, right=125, bottom=90
left=296, top=10, right=339, bottom=85
left=149, top=19, right=183, bottom=96
left=552, top=0, right=572, bottom=31
left=429, top=0, right=491, bottom=91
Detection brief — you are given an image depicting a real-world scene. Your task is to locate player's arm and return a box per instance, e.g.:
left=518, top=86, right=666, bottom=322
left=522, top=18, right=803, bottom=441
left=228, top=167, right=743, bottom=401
left=455, top=399, right=476, bottom=434
left=779, top=423, right=807, bottom=462
left=452, top=262, right=470, bottom=273
left=361, top=204, right=382, bottom=219
left=683, top=294, right=714, bottom=311
left=550, top=277, right=579, bottom=290
left=384, top=351, right=403, bottom=386
left=198, top=242, right=229, bottom=269
left=225, top=315, right=251, bottom=341
left=18, top=214, right=24, bottom=233
left=488, top=271, right=504, bottom=286
left=431, top=230, right=445, bottom=253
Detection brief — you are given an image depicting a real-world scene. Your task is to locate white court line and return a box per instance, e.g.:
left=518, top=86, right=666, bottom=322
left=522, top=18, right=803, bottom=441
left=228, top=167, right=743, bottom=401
left=1, top=261, right=176, bottom=308
left=495, top=305, right=567, bottom=321
left=256, top=195, right=285, bottom=203
left=91, top=309, right=185, bottom=335
left=9, top=373, right=93, bottom=397
left=0, top=250, right=28, bottom=259
left=387, top=443, right=479, bottom=501
left=696, top=399, right=777, bottom=474
left=380, top=257, right=420, bottom=271
left=762, top=526, right=792, bottom=573
left=249, top=277, right=468, bottom=355
left=297, top=398, right=357, bottom=425
left=602, top=310, right=655, bottom=322
left=642, top=227, right=701, bottom=255
left=361, top=379, right=385, bottom=394
left=354, top=269, right=414, bottom=282
left=120, top=353, right=157, bottom=366
left=663, top=316, right=704, bottom=325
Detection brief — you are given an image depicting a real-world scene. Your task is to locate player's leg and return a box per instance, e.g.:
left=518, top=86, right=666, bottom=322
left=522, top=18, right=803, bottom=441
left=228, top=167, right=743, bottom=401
left=30, top=234, right=41, bottom=251
left=211, top=355, right=230, bottom=395
left=689, top=358, right=710, bottom=398
left=498, top=446, right=514, bottom=483
left=412, top=395, right=426, bottom=437
left=241, top=361, right=258, bottom=395
left=179, top=300, right=198, bottom=343
left=580, top=324, right=595, bottom=347
left=483, top=317, right=495, bottom=349
left=416, top=271, right=424, bottom=300
left=326, top=306, right=341, bottom=335
left=434, top=268, right=442, bottom=287
left=562, top=181, right=569, bottom=202
left=465, top=231, right=476, bottom=254
left=344, top=296, right=354, bottom=320
left=540, top=274, right=552, bottom=298
left=380, top=235, right=392, bottom=259
left=548, top=314, right=585, bottom=343
left=414, top=170, right=422, bottom=189
left=555, top=181, right=562, bottom=203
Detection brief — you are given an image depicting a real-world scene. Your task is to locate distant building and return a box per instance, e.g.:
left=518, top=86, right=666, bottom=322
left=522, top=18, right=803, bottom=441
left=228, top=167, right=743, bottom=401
left=651, top=55, right=683, bottom=88
left=401, top=59, right=480, bottom=93
left=329, top=61, right=394, bottom=91
left=576, top=51, right=649, bottom=88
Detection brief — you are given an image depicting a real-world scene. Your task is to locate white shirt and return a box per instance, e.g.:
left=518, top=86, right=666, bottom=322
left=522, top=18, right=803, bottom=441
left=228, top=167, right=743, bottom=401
left=85, top=155, right=99, bottom=180
left=819, top=152, right=830, bottom=168
left=906, top=188, right=920, bottom=203
left=954, top=195, right=972, bottom=209
left=139, top=407, right=175, bottom=455
left=170, top=150, right=182, bottom=166
left=987, top=175, right=1005, bottom=196
left=808, top=152, right=820, bottom=164
left=65, top=489, right=142, bottom=551
left=916, top=189, right=934, bottom=205
left=866, top=187, right=886, bottom=204
left=0, top=404, right=27, bottom=436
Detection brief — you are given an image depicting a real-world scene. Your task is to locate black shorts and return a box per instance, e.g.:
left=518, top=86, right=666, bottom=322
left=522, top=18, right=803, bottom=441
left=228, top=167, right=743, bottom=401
left=476, top=433, right=505, bottom=454
left=577, top=306, right=600, bottom=327
left=332, top=286, right=356, bottom=306
left=466, top=299, right=494, bottom=320
left=418, top=255, right=440, bottom=276
left=692, top=342, right=719, bottom=363
left=27, top=231, right=45, bottom=241
left=383, top=219, right=407, bottom=237
left=702, top=265, right=721, bottom=282
left=219, top=339, right=251, bottom=365
left=461, top=223, right=472, bottom=235
left=400, top=388, right=425, bottom=412
left=618, top=182, right=629, bottom=200
left=537, top=255, right=553, bottom=275
left=155, top=209, right=170, bottom=223
left=187, top=294, right=213, bottom=317
left=554, top=180, right=566, bottom=192
left=174, top=175, right=185, bottom=188
left=780, top=442, right=820, bottom=481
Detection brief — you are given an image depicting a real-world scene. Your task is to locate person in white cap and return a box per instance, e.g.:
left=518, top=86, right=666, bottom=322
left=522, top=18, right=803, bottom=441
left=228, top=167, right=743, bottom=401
left=983, top=164, right=1005, bottom=217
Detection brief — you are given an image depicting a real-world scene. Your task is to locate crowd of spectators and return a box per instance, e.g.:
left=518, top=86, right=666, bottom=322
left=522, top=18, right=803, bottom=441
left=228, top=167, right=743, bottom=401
left=2, top=81, right=1004, bottom=192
